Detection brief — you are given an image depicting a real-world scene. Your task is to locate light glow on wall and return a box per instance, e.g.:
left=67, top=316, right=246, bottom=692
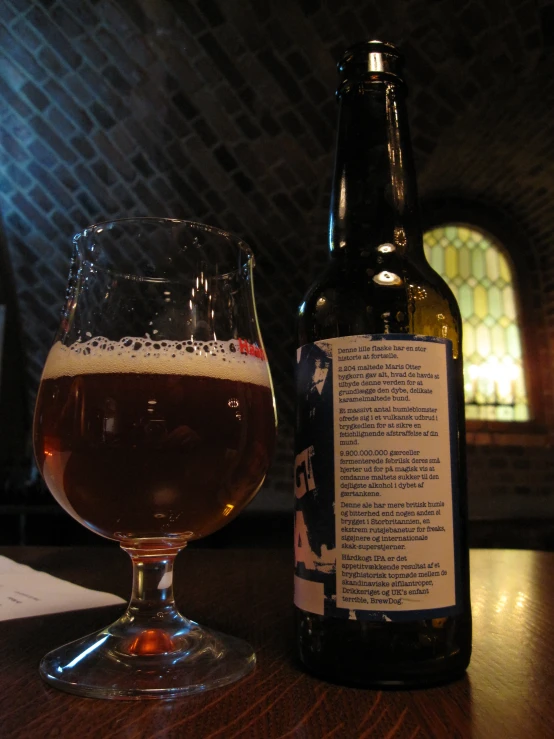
left=424, top=225, right=529, bottom=422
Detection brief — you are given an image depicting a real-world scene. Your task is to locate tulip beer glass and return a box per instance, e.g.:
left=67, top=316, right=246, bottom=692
left=33, top=218, right=276, bottom=699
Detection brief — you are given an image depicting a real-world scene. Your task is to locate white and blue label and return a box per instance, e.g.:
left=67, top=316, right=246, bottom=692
left=294, top=334, right=462, bottom=622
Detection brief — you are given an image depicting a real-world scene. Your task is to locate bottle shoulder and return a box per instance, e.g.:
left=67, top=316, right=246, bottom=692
left=300, top=255, right=458, bottom=301
left=298, top=256, right=463, bottom=356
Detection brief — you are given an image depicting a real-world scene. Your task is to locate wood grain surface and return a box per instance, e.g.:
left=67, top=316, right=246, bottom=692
left=1, top=547, right=553, bottom=739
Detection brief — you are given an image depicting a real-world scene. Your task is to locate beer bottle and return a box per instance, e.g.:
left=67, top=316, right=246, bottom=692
left=294, top=40, right=471, bottom=687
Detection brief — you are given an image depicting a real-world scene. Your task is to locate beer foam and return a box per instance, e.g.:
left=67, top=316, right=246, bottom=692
left=42, top=337, right=272, bottom=387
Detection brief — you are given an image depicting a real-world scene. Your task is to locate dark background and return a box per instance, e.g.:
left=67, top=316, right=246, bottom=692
left=0, top=0, right=553, bottom=546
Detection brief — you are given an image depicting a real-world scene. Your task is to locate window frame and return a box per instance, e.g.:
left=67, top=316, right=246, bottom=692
left=420, top=198, right=546, bottom=440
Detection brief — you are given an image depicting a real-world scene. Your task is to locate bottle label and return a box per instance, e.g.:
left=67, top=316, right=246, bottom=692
left=294, top=334, right=462, bottom=621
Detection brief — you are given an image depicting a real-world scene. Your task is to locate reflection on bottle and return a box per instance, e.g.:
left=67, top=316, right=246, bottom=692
left=373, top=270, right=403, bottom=286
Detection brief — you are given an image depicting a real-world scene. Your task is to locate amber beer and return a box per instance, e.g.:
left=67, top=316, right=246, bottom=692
left=34, top=337, right=275, bottom=541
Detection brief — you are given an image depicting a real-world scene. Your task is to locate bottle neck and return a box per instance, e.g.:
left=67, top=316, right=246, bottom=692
left=328, top=80, right=422, bottom=260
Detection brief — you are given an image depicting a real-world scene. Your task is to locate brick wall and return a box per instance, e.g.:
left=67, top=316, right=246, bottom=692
left=0, top=0, right=553, bottom=519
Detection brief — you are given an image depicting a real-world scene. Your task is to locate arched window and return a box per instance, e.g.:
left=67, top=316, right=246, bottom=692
left=423, top=225, right=529, bottom=422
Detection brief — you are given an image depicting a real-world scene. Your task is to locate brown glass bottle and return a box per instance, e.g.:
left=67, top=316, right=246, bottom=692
left=294, top=41, right=471, bottom=688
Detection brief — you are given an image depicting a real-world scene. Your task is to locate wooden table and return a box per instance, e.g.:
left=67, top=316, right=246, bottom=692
left=1, top=547, right=553, bottom=739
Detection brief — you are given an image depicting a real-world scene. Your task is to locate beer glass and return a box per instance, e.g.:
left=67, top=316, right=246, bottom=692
left=33, top=218, right=277, bottom=699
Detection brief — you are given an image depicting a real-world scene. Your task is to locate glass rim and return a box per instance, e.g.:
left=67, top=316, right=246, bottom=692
left=72, top=217, right=255, bottom=283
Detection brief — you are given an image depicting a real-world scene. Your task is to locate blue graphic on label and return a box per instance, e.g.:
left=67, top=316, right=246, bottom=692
left=294, top=334, right=461, bottom=622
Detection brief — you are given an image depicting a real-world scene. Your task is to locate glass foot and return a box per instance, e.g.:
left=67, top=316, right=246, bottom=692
left=39, top=614, right=256, bottom=700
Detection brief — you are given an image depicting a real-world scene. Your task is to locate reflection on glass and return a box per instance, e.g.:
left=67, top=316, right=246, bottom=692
left=373, top=270, right=403, bottom=286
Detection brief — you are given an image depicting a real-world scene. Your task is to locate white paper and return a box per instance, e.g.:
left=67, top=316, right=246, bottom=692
left=0, top=555, right=126, bottom=621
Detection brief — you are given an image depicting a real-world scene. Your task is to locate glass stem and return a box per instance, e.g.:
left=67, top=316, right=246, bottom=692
left=118, top=542, right=188, bottom=654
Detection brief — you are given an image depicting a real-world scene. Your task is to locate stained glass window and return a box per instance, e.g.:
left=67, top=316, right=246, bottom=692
left=423, top=225, right=529, bottom=422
